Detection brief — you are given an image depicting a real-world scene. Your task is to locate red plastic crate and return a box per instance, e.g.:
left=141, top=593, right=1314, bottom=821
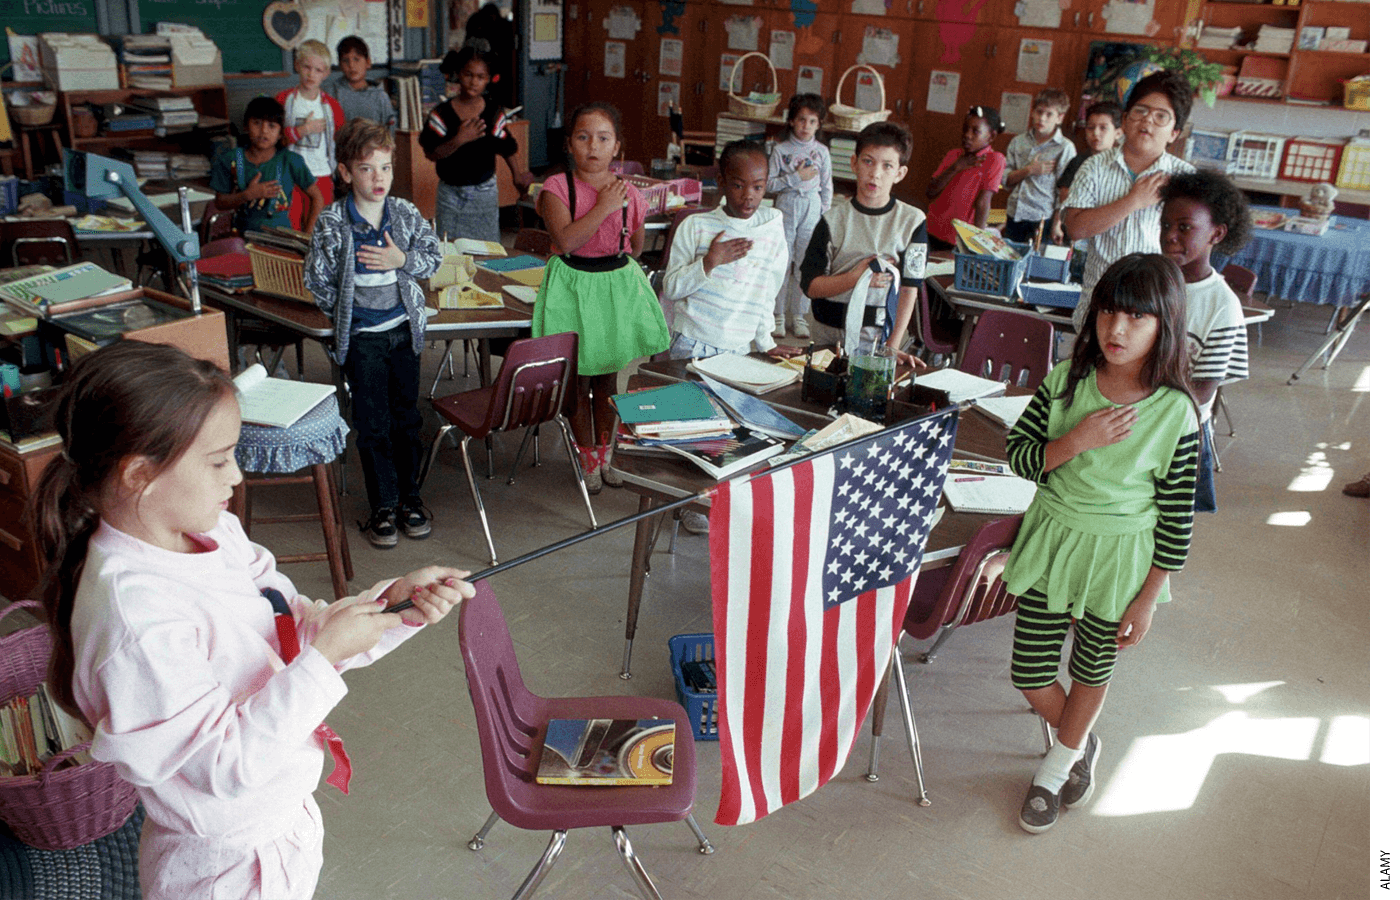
left=617, top=174, right=674, bottom=217
left=1278, top=137, right=1344, bottom=184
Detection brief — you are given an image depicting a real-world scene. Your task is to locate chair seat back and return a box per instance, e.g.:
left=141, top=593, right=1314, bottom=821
left=959, top=309, right=1055, bottom=389
left=488, top=332, right=578, bottom=433
left=1222, top=264, right=1261, bottom=307
left=903, top=515, right=1023, bottom=641
left=917, top=280, right=960, bottom=359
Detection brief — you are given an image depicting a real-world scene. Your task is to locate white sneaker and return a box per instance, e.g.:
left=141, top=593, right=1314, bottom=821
left=680, top=509, right=710, bottom=535
left=791, top=316, right=810, bottom=339
left=772, top=315, right=786, bottom=338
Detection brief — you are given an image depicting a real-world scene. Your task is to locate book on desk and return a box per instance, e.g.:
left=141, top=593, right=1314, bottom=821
left=232, top=363, right=334, bottom=429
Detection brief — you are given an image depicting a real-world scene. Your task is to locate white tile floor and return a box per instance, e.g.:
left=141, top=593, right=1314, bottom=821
left=3, top=298, right=1371, bottom=899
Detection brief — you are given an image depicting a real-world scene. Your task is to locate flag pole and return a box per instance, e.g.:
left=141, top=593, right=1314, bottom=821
left=386, top=407, right=957, bottom=613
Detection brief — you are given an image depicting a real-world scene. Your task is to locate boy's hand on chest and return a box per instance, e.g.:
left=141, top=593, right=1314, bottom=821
left=357, top=232, right=407, bottom=271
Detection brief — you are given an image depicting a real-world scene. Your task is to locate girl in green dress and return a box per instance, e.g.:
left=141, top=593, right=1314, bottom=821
left=1001, top=253, right=1201, bottom=834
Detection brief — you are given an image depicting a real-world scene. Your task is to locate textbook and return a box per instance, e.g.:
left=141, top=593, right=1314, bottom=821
left=687, top=353, right=799, bottom=395
left=696, top=374, right=806, bottom=440
left=612, top=381, right=718, bottom=426
left=232, top=364, right=335, bottom=429
left=536, top=718, right=676, bottom=786
left=971, top=394, right=1033, bottom=430
left=659, top=427, right=785, bottom=479
left=450, top=238, right=507, bottom=257
left=0, top=263, right=132, bottom=316
left=914, top=369, right=1006, bottom=405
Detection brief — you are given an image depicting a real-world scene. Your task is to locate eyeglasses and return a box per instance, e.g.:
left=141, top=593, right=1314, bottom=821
left=1126, top=105, right=1174, bottom=128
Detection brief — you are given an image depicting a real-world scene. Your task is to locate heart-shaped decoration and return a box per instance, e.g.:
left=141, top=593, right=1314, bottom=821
left=263, top=1, right=308, bottom=51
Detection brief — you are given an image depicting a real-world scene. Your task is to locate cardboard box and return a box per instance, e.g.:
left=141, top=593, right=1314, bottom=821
left=39, top=33, right=120, bottom=91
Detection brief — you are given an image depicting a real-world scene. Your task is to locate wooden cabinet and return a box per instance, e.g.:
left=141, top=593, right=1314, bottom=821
left=0, top=437, right=60, bottom=604
left=390, top=121, right=529, bottom=221
left=59, top=86, right=230, bottom=158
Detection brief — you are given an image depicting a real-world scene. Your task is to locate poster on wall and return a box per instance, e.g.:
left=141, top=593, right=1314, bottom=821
left=1001, top=91, right=1033, bottom=134
left=303, top=0, right=389, bottom=67
left=659, top=37, right=683, bottom=77
left=528, top=0, right=563, bottom=61
left=796, top=65, right=823, bottom=96
left=769, top=30, right=794, bottom=70
left=605, top=41, right=626, bottom=77
left=1102, top=0, right=1157, bottom=36
left=658, top=80, right=680, bottom=116
left=925, top=70, right=960, bottom=114
left=1015, top=39, right=1052, bottom=85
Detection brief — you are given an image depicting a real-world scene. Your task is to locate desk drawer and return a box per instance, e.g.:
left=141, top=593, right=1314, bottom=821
left=0, top=447, right=27, bottom=503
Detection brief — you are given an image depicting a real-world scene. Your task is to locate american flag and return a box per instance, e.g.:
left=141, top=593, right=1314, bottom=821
left=709, top=410, right=958, bottom=826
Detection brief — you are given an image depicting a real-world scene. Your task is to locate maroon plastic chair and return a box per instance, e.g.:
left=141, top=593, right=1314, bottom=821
left=917, top=280, right=961, bottom=368
left=609, top=159, right=646, bottom=177
left=866, top=515, right=1050, bottom=805
left=421, top=333, right=596, bottom=565
left=958, top=308, right=1055, bottom=389
left=458, top=580, right=714, bottom=899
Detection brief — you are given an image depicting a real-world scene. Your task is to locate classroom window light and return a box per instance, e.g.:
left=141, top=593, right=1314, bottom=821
left=1266, top=511, right=1312, bottom=527
left=1351, top=365, right=1369, bottom=392
left=1210, top=680, right=1284, bottom=704
left=1287, top=450, right=1333, bottom=492
left=1320, top=715, right=1369, bottom=767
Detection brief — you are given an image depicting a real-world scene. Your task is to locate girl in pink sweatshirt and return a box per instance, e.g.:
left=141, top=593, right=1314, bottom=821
left=28, top=341, right=471, bottom=900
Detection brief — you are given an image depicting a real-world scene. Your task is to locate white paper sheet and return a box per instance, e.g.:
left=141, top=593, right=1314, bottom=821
left=1000, top=91, right=1033, bottom=134
left=853, top=70, right=884, bottom=112
left=1016, top=39, right=1053, bottom=85
left=657, top=81, right=680, bottom=117
left=851, top=0, right=886, bottom=14
left=769, top=30, right=795, bottom=70
left=857, top=27, right=900, bottom=68
left=726, top=16, right=761, bottom=52
left=603, top=5, right=642, bottom=40
left=797, top=65, right=824, bottom=96
left=1102, top=0, right=1156, bottom=36
left=659, top=37, right=683, bottom=77
left=605, top=41, right=626, bottom=78
left=925, top=70, right=961, bottom=115
left=1014, top=0, right=1064, bottom=29
left=719, top=52, right=741, bottom=92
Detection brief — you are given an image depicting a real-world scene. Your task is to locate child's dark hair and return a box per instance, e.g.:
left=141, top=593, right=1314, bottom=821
left=966, top=105, right=1005, bottom=135
left=854, top=121, right=914, bottom=166
left=337, top=35, right=370, bottom=60
left=1062, top=253, right=1194, bottom=403
left=244, top=96, right=285, bottom=130
left=1084, top=100, right=1123, bottom=128
left=1160, top=171, right=1254, bottom=256
left=718, top=139, right=767, bottom=178
left=336, top=118, right=394, bottom=170
left=785, top=93, right=826, bottom=134
left=1125, top=71, right=1193, bottom=131
left=26, top=342, right=236, bottom=718
left=1033, top=89, right=1070, bottom=114
left=567, top=101, right=622, bottom=137
left=441, top=45, right=495, bottom=79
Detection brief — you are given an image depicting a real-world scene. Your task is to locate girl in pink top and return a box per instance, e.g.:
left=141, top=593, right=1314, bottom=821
left=531, top=102, right=669, bottom=490
left=925, top=105, right=1007, bottom=250
left=28, top=341, right=471, bottom=900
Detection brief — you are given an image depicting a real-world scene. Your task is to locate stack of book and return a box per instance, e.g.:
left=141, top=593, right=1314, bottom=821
left=391, top=75, right=424, bottom=132
left=1, top=685, right=93, bottom=777
left=1254, top=25, right=1296, bottom=54
left=130, top=149, right=171, bottom=179
left=125, top=94, right=198, bottom=134
left=121, top=35, right=172, bottom=90
left=614, top=381, right=734, bottom=451
left=244, top=226, right=312, bottom=256
left=1196, top=26, right=1242, bottom=51
left=196, top=251, right=254, bottom=293
left=829, top=136, right=858, bottom=183
left=0, top=263, right=133, bottom=317
left=170, top=153, right=211, bottom=179
left=715, top=114, right=766, bottom=156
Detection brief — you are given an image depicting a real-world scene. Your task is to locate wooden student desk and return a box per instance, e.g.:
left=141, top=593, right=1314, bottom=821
left=608, top=359, right=1019, bottom=679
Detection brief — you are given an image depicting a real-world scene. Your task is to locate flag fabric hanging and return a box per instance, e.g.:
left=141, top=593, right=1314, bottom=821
left=709, top=409, right=958, bottom=826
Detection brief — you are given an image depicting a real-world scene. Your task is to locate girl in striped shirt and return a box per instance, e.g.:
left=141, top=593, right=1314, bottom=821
left=999, top=253, right=1200, bottom=835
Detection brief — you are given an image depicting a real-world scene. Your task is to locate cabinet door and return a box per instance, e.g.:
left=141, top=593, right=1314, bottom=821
left=1072, top=0, right=1189, bottom=38
left=830, top=14, right=915, bottom=120
left=987, top=28, right=1089, bottom=138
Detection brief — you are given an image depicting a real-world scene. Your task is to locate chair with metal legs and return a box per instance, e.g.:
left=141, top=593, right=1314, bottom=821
left=865, top=515, right=1050, bottom=805
left=458, top=580, right=714, bottom=900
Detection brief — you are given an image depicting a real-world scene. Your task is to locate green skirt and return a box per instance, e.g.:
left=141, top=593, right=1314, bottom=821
left=531, top=255, right=670, bottom=377
left=1002, top=500, right=1171, bottom=623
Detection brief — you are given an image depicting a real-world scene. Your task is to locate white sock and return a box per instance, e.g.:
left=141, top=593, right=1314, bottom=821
left=1033, top=739, right=1084, bottom=793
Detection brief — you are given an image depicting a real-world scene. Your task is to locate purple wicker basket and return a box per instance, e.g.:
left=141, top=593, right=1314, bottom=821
left=0, top=601, right=138, bottom=851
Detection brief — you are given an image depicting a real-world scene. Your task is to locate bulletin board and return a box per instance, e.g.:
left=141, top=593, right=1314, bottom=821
left=0, top=6, right=102, bottom=70
left=138, top=0, right=284, bottom=73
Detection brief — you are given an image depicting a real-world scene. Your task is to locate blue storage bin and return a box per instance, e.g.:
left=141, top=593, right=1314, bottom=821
left=669, top=633, right=721, bottom=741
left=953, top=240, right=1033, bottom=298
left=0, top=176, right=17, bottom=216
left=1026, top=249, right=1072, bottom=283
left=62, top=190, right=109, bottom=214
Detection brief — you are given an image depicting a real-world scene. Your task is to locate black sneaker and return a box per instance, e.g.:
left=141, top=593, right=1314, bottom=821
left=1019, top=784, right=1061, bottom=834
left=361, top=507, right=398, bottom=549
left=396, top=500, right=433, bottom=539
left=1062, top=732, right=1100, bottom=809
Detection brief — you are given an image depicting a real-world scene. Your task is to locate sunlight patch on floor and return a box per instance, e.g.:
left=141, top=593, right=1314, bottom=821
left=1266, top=511, right=1312, bottom=526
left=1351, top=365, right=1369, bottom=392
left=1287, top=450, right=1334, bottom=492
left=1320, top=715, right=1369, bottom=767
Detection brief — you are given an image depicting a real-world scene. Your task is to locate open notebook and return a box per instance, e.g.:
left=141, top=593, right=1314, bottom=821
left=233, top=364, right=335, bottom=429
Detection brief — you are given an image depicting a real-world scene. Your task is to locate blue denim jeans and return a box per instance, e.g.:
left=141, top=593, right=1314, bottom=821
left=345, top=323, right=423, bottom=511
left=435, top=175, right=499, bottom=243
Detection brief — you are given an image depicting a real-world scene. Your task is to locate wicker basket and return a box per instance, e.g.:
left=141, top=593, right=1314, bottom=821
left=0, top=601, right=139, bottom=851
left=828, top=65, right=891, bottom=132
left=9, top=103, right=57, bottom=126
left=726, top=51, right=781, bottom=119
left=248, top=243, right=316, bottom=304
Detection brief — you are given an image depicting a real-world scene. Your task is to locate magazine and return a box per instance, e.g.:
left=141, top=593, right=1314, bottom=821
left=535, top=718, right=676, bottom=786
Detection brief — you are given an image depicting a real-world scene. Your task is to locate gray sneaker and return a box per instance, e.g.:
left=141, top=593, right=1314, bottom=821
left=361, top=507, right=398, bottom=549
left=1019, top=783, right=1060, bottom=834
left=1062, top=732, right=1100, bottom=809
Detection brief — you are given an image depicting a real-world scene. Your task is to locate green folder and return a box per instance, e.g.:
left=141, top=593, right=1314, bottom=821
left=612, top=381, right=720, bottom=425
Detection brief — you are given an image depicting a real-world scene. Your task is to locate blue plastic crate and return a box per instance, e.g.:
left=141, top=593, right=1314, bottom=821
left=669, top=633, right=721, bottom=741
left=953, top=241, right=1032, bottom=298
left=0, top=177, right=17, bottom=216
left=1026, top=248, right=1072, bottom=283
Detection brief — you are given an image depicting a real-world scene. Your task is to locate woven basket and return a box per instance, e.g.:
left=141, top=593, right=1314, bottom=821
left=248, top=243, right=316, bottom=304
left=829, top=65, right=891, bottom=132
left=726, top=51, right=781, bottom=119
left=9, top=103, right=57, bottom=127
left=0, top=601, right=139, bottom=851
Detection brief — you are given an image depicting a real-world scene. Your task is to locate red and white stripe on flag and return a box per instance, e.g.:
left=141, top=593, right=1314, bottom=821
left=708, top=410, right=956, bottom=826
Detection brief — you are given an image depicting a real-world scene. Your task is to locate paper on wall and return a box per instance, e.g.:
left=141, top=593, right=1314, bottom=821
left=659, top=37, right=683, bottom=77
left=857, top=26, right=900, bottom=68
left=853, top=70, right=884, bottom=112
left=603, top=6, right=642, bottom=40
left=658, top=81, right=680, bottom=117
left=726, top=16, right=761, bottom=52
left=7, top=34, right=41, bottom=83
left=769, top=30, right=795, bottom=70
left=719, top=52, right=741, bottom=91
left=605, top=41, right=626, bottom=78
left=926, top=70, right=961, bottom=114
left=1016, top=38, right=1053, bottom=85
left=1014, top=0, right=1064, bottom=29
left=1001, top=91, right=1033, bottom=134
left=1101, top=0, right=1156, bottom=36
left=851, top=0, right=886, bottom=14
left=797, top=65, right=824, bottom=96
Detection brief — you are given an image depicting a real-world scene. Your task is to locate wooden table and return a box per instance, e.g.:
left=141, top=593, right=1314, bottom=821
left=609, top=361, right=1018, bottom=679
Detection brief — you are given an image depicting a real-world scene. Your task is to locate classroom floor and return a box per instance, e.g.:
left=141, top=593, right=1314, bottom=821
left=3, top=295, right=1371, bottom=899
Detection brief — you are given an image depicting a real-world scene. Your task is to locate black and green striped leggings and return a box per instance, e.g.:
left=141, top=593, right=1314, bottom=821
left=1011, top=589, right=1120, bottom=690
